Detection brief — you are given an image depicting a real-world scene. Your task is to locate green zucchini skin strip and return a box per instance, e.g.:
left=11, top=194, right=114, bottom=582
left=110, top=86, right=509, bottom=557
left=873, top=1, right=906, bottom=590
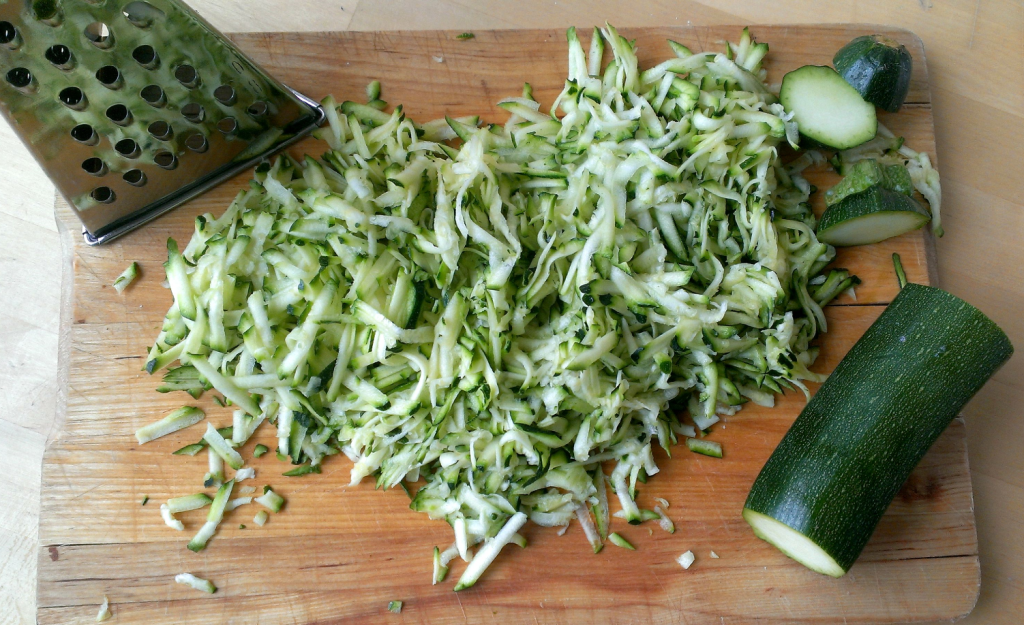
left=135, top=407, right=205, bottom=445
left=744, top=283, right=1013, bottom=575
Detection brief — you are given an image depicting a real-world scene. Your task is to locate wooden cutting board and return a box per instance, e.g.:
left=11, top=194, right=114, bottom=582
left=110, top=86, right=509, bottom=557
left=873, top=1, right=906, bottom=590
left=37, top=25, right=979, bottom=624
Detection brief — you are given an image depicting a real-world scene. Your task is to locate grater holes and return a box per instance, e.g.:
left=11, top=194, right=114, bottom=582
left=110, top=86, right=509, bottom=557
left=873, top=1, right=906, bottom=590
left=217, top=117, right=237, bottom=134
left=71, top=124, right=98, bottom=145
left=174, top=65, right=199, bottom=88
left=82, top=158, right=107, bottom=176
left=123, top=169, right=146, bottom=186
left=182, top=102, right=205, bottom=123
left=114, top=138, right=140, bottom=158
left=141, top=84, right=166, bottom=107
left=6, top=68, right=34, bottom=92
left=214, top=85, right=236, bottom=105
left=45, top=44, right=75, bottom=70
left=84, top=22, right=114, bottom=49
left=132, top=45, right=158, bottom=69
left=247, top=101, right=269, bottom=118
left=154, top=150, right=177, bottom=170
left=106, top=104, right=132, bottom=126
left=0, top=22, right=21, bottom=49
left=91, top=186, right=116, bottom=203
left=32, top=0, right=63, bottom=27
left=148, top=120, right=172, bottom=140
left=96, top=65, right=123, bottom=90
left=122, top=2, right=165, bottom=28
left=185, top=133, right=208, bottom=153
left=59, top=86, right=87, bottom=110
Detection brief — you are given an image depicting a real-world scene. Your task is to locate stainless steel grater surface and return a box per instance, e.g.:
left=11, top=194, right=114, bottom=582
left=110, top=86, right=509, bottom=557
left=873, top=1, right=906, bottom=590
left=0, top=0, right=324, bottom=244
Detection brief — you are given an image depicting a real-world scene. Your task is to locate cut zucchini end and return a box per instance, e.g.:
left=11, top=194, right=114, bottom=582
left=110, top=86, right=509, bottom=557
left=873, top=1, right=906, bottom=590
left=742, top=508, right=846, bottom=578
left=817, top=211, right=930, bottom=247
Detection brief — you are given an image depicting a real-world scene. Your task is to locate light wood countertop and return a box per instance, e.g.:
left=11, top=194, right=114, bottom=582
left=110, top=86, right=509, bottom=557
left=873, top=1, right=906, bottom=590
left=1, top=1, right=1020, bottom=623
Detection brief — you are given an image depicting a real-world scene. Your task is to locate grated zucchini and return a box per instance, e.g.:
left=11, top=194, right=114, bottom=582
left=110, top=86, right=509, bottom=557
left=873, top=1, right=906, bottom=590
left=145, top=25, right=847, bottom=588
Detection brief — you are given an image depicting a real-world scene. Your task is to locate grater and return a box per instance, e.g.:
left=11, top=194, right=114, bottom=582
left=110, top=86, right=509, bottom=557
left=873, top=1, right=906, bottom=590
left=0, top=0, right=324, bottom=245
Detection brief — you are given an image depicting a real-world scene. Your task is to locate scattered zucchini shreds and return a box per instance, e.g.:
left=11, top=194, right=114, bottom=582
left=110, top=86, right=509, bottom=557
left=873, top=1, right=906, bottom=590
left=96, top=596, right=111, bottom=622
left=254, top=510, right=269, bottom=526
left=892, top=252, right=908, bottom=290
left=146, top=25, right=842, bottom=584
left=239, top=524, right=246, bottom=529
left=187, top=480, right=234, bottom=552
left=141, top=495, right=149, bottom=506
left=677, top=550, right=695, bottom=569
left=113, top=262, right=139, bottom=294
left=189, top=358, right=259, bottom=415
left=575, top=506, right=602, bottom=553
left=653, top=506, right=675, bottom=533
left=253, top=444, right=269, bottom=458
left=454, top=512, right=528, bottom=591
left=204, top=446, right=225, bottom=488
left=511, top=533, right=528, bottom=548
left=592, top=471, right=610, bottom=541
left=135, top=407, right=205, bottom=444
left=283, top=464, right=322, bottom=477
left=613, top=508, right=660, bottom=522
left=432, top=546, right=448, bottom=584
left=686, top=438, right=723, bottom=458
left=710, top=550, right=720, bottom=558
left=654, top=497, right=670, bottom=509
left=608, top=532, right=635, bottom=550
left=225, top=496, right=253, bottom=512
left=254, top=488, right=285, bottom=512
left=167, top=493, right=213, bottom=514
left=175, top=573, right=217, bottom=594
left=234, top=467, right=256, bottom=481
left=238, top=485, right=256, bottom=495
left=160, top=504, right=185, bottom=531
left=157, top=364, right=207, bottom=397
left=202, top=423, right=245, bottom=470
left=456, top=32, right=475, bottom=40
left=366, top=80, right=382, bottom=101
left=388, top=600, right=403, bottom=614
left=173, top=443, right=206, bottom=456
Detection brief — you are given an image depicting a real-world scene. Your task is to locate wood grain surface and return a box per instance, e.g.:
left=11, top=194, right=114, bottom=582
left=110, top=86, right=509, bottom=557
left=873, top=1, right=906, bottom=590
left=27, top=24, right=979, bottom=624
left=3, top=2, right=1022, bottom=625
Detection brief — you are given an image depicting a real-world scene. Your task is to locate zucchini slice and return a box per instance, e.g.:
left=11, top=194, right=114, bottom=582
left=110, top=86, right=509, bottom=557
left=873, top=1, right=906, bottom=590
left=816, top=185, right=929, bottom=246
left=834, top=35, right=913, bottom=112
left=744, top=279, right=1013, bottom=577
left=779, top=65, right=877, bottom=150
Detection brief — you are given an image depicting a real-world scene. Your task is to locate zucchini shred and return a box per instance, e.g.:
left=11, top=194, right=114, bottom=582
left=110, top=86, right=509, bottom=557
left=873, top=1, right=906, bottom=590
left=145, top=25, right=850, bottom=587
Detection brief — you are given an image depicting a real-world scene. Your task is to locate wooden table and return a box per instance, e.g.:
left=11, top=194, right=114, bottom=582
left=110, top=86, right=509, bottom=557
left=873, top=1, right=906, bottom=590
left=1, top=2, right=1020, bottom=624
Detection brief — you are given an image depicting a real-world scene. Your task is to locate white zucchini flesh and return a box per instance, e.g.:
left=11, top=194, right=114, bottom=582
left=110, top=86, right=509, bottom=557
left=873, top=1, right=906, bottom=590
left=780, top=65, right=876, bottom=150
left=742, top=509, right=845, bottom=577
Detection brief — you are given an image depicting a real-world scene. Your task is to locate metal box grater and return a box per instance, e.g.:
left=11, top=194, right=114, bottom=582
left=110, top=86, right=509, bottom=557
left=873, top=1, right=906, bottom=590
left=0, top=0, right=324, bottom=244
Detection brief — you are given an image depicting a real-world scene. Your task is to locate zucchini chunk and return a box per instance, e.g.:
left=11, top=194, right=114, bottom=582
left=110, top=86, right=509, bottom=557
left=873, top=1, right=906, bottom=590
left=779, top=65, right=877, bottom=150
left=744, top=277, right=1013, bottom=577
left=817, top=184, right=929, bottom=246
left=824, top=158, right=913, bottom=206
left=834, top=35, right=913, bottom=112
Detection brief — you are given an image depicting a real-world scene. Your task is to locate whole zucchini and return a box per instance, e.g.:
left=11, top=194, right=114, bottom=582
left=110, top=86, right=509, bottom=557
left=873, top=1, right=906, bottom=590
left=743, top=273, right=1012, bottom=576
left=834, top=35, right=913, bottom=112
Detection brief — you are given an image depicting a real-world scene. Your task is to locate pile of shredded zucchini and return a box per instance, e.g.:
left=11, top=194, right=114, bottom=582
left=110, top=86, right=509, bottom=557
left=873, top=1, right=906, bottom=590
left=146, top=26, right=856, bottom=589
